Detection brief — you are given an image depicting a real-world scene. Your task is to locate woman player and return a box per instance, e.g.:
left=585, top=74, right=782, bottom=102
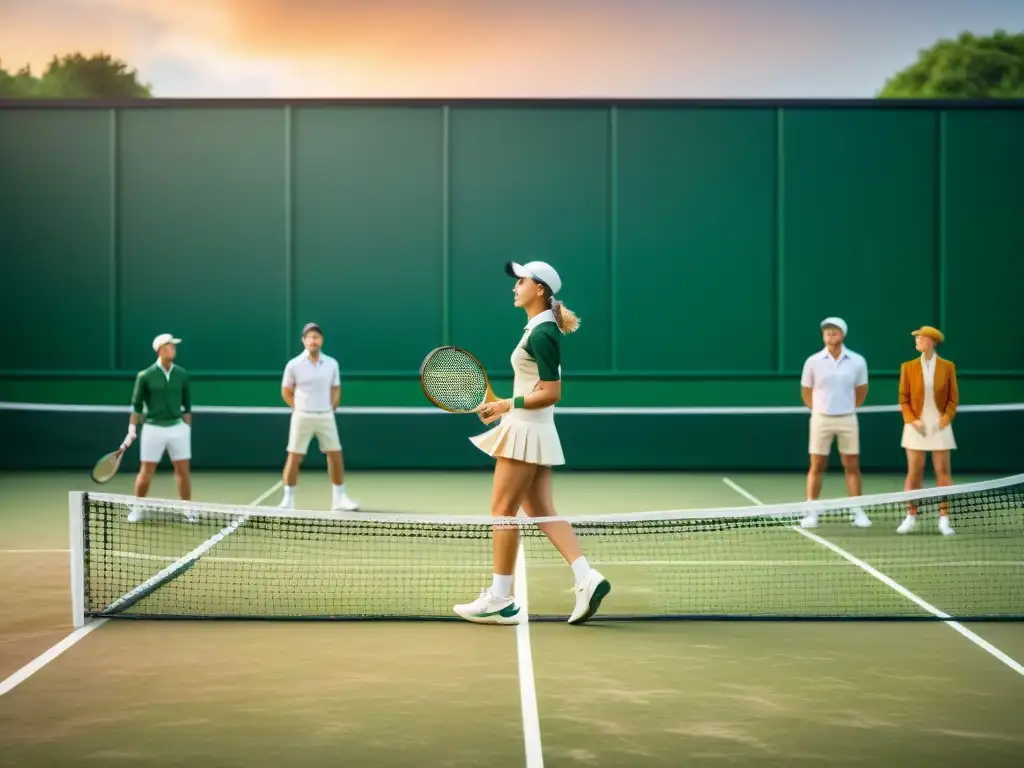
left=453, top=260, right=611, bottom=625
left=897, top=325, right=959, bottom=535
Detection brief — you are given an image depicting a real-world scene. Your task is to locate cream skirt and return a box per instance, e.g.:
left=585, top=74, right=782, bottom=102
left=901, top=399, right=957, bottom=452
left=469, top=411, right=565, bottom=467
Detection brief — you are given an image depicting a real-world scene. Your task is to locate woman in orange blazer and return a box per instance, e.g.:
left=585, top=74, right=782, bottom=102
left=897, top=326, right=958, bottom=536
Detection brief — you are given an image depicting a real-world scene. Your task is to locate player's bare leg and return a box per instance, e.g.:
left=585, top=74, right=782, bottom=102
left=327, top=450, right=358, bottom=511
left=523, top=467, right=610, bottom=624
left=279, top=451, right=304, bottom=509
left=169, top=459, right=197, bottom=522
left=172, top=459, right=192, bottom=501
left=522, top=467, right=581, bottom=562
left=805, top=453, right=828, bottom=502
left=135, top=461, right=157, bottom=498
left=326, top=451, right=344, bottom=485
left=800, top=454, right=829, bottom=528
left=454, top=457, right=535, bottom=624
left=840, top=452, right=871, bottom=528
left=932, top=450, right=955, bottom=535
left=128, top=461, right=158, bottom=522
left=840, top=452, right=862, bottom=497
left=897, top=449, right=927, bottom=534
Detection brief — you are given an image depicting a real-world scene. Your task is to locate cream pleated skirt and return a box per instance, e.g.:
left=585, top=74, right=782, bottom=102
left=469, top=409, right=565, bottom=467
left=901, top=399, right=957, bottom=451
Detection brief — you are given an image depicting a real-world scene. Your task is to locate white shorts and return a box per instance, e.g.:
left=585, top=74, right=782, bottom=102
left=809, top=412, right=859, bottom=456
left=287, top=411, right=342, bottom=454
left=140, top=421, right=192, bottom=463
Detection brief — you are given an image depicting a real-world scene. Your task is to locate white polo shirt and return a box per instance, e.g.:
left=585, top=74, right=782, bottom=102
left=800, top=346, right=868, bottom=416
left=282, top=352, right=340, bottom=413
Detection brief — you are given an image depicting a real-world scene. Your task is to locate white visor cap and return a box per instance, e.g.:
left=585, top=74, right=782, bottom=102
left=505, top=261, right=562, bottom=295
left=152, top=333, right=182, bottom=352
left=820, top=317, right=848, bottom=335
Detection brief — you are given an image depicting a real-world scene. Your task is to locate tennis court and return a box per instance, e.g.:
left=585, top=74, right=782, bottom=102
left=2, top=468, right=1023, bottom=767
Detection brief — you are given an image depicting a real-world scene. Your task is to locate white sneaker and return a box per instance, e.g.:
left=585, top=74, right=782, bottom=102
left=332, top=493, right=360, bottom=512
left=850, top=507, right=872, bottom=528
left=127, top=503, right=144, bottom=523
left=278, top=496, right=295, bottom=510
left=800, top=513, right=819, bottom=529
left=568, top=569, right=611, bottom=625
left=897, top=515, right=917, bottom=534
left=938, top=516, right=955, bottom=536
left=453, top=590, right=521, bottom=625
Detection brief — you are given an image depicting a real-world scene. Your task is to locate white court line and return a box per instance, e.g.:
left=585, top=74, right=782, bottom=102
left=0, top=481, right=284, bottom=698
left=514, top=538, right=543, bottom=768
left=0, top=620, right=108, bottom=696
left=0, top=549, right=68, bottom=554
left=721, top=477, right=1024, bottom=678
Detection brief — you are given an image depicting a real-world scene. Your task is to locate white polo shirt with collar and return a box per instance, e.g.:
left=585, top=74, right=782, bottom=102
left=281, top=351, right=343, bottom=454
left=800, top=345, right=868, bottom=416
left=282, top=351, right=341, bottom=413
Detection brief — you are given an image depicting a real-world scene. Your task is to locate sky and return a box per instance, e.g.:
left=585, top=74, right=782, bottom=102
left=0, top=0, right=1021, bottom=98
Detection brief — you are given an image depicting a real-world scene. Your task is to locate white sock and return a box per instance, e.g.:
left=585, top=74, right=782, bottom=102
left=570, top=556, right=592, bottom=585
left=332, top=483, right=345, bottom=498
left=491, top=574, right=513, bottom=599
left=283, top=485, right=295, bottom=500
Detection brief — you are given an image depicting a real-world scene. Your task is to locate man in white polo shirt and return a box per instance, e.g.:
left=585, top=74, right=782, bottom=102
left=799, top=317, right=871, bottom=529
left=278, top=322, right=359, bottom=512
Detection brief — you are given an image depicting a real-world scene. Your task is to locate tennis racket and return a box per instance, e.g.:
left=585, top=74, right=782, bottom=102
left=90, top=448, right=125, bottom=484
left=419, top=346, right=498, bottom=413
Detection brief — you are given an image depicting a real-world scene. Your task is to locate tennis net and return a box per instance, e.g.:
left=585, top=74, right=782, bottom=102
left=72, top=474, right=1024, bottom=624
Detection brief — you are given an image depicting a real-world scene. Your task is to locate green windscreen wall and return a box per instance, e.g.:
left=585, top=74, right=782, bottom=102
left=2, top=100, right=1021, bottom=412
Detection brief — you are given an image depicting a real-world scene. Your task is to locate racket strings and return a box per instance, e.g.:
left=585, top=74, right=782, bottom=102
left=91, top=452, right=122, bottom=483
left=421, top=348, right=488, bottom=412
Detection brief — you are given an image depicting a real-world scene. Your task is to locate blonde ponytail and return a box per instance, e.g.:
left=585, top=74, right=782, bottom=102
left=550, top=298, right=580, bottom=335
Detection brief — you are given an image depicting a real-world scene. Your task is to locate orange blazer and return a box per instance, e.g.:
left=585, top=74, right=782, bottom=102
left=898, top=357, right=958, bottom=424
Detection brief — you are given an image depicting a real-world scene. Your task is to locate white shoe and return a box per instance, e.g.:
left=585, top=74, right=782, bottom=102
left=127, top=504, right=144, bottom=523
left=938, top=516, right=955, bottom=536
left=897, top=515, right=916, bottom=534
left=800, top=513, right=819, bottom=529
left=332, top=493, right=360, bottom=512
left=453, top=590, right=521, bottom=625
left=278, top=496, right=295, bottom=510
left=568, top=569, right=611, bottom=625
left=850, top=507, right=872, bottom=528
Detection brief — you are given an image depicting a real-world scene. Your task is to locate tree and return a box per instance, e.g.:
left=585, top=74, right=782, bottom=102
left=878, top=30, right=1024, bottom=98
left=0, top=60, right=39, bottom=97
left=0, top=52, right=152, bottom=98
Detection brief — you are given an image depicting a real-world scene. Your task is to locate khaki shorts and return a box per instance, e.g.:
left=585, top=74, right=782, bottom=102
left=809, top=412, right=859, bottom=456
left=287, top=411, right=342, bottom=454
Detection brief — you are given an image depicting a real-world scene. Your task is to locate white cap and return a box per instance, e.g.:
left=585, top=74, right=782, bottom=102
left=820, top=317, right=847, bottom=335
left=152, top=333, right=182, bottom=352
left=505, top=261, right=562, bottom=295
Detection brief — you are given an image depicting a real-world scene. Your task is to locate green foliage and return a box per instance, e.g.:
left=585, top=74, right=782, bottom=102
left=0, top=60, right=38, bottom=97
left=0, top=52, right=152, bottom=99
left=878, top=29, right=1024, bottom=98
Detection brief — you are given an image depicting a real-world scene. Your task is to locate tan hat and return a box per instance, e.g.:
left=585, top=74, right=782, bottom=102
left=152, top=333, right=182, bottom=352
left=911, top=325, right=944, bottom=344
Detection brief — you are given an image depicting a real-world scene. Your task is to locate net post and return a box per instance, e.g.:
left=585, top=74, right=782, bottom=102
left=68, top=491, right=86, bottom=629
